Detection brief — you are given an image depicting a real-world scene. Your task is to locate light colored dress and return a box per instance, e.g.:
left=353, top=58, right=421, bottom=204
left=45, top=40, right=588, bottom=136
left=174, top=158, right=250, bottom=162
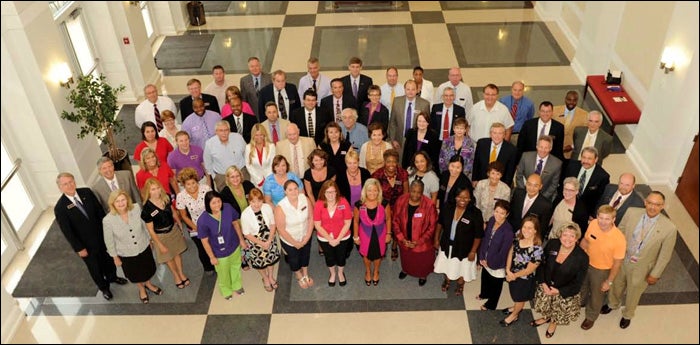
left=473, top=179, right=511, bottom=222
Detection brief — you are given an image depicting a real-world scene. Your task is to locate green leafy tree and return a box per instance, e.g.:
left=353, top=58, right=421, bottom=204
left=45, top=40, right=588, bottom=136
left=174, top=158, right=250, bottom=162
left=60, top=74, right=127, bottom=161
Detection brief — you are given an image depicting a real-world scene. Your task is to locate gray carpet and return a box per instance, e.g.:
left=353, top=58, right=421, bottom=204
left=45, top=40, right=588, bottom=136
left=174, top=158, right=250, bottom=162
left=201, top=1, right=231, bottom=13
left=155, top=34, right=215, bottom=69
left=12, top=221, right=96, bottom=297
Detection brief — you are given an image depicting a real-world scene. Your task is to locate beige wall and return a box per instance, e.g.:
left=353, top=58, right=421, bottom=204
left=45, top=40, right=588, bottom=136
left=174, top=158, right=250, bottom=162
left=614, top=2, right=674, bottom=90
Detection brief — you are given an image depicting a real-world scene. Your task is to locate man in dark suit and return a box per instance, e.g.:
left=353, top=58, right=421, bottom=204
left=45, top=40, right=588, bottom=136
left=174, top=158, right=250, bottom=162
left=54, top=172, right=127, bottom=300
left=473, top=122, right=517, bottom=185
left=240, top=56, right=272, bottom=119
left=257, top=70, right=300, bottom=123
left=340, top=57, right=373, bottom=111
left=290, top=89, right=332, bottom=145
left=180, top=78, right=220, bottom=122
left=508, top=173, right=553, bottom=235
left=321, top=78, right=356, bottom=122
left=514, top=135, right=562, bottom=202
left=430, top=86, right=466, bottom=142
left=565, top=147, right=610, bottom=218
left=571, top=110, right=613, bottom=162
left=597, top=172, right=645, bottom=226
left=223, top=97, right=258, bottom=142
left=517, top=101, right=565, bottom=162
left=91, top=157, right=140, bottom=214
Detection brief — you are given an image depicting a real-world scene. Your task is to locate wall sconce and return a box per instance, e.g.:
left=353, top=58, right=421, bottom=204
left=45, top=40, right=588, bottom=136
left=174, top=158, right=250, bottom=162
left=51, top=63, right=74, bottom=88
left=660, top=47, right=676, bottom=74
left=129, top=1, right=141, bottom=7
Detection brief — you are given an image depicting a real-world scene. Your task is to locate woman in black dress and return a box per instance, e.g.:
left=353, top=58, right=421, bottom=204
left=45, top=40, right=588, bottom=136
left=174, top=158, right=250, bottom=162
left=402, top=112, right=440, bottom=170
left=319, top=121, right=353, bottom=174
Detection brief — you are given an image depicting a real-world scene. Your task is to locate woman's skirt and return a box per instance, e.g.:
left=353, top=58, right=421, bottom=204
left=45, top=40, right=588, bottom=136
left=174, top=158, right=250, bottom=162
left=154, top=227, right=187, bottom=264
left=433, top=248, right=478, bottom=282
left=121, top=246, right=156, bottom=283
left=533, top=285, right=582, bottom=325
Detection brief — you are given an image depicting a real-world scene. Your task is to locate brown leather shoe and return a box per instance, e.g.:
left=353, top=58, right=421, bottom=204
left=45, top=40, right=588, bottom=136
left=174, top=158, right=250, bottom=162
left=580, top=319, right=595, bottom=330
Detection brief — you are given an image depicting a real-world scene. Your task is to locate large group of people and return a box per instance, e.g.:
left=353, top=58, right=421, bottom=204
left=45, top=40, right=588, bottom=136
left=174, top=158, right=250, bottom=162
left=54, top=56, right=678, bottom=336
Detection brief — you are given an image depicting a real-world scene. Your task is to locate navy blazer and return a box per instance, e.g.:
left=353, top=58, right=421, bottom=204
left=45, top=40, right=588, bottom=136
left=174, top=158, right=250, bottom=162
left=341, top=74, right=373, bottom=111
left=508, top=188, right=553, bottom=233
left=517, top=118, right=565, bottom=162
left=290, top=106, right=333, bottom=145
left=358, top=102, right=390, bottom=134
left=320, top=93, right=357, bottom=120
left=54, top=188, right=107, bottom=252
left=257, top=83, right=301, bottom=122
left=224, top=112, right=259, bottom=143
left=429, top=103, right=466, bottom=139
left=180, top=93, right=220, bottom=122
left=596, top=184, right=645, bottom=226
left=565, top=161, right=610, bottom=218
left=402, top=128, right=440, bottom=170
left=472, top=138, right=518, bottom=185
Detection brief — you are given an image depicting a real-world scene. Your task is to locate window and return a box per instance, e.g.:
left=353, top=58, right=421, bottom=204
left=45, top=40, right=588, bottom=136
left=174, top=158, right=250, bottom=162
left=63, top=9, right=99, bottom=76
left=140, top=2, right=154, bottom=38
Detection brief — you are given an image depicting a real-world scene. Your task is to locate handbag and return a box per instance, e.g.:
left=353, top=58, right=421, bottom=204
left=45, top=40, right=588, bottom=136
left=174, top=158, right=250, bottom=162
left=606, top=70, right=622, bottom=85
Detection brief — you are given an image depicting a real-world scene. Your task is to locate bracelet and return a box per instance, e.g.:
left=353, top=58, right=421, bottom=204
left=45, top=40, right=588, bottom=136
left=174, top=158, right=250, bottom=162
left=353, top=236, right=359, bottom=241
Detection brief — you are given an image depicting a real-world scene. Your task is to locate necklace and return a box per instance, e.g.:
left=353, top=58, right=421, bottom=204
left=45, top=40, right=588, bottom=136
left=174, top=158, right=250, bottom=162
left=348, top=169, right=359, bottom=178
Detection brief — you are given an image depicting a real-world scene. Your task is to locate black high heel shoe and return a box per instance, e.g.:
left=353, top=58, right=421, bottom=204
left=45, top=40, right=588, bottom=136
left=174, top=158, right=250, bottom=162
left=499, top=317, right=519, bottom=327
left=372, top=279, right=379, bottom=286
left=365, top=280, right=371, bottom=286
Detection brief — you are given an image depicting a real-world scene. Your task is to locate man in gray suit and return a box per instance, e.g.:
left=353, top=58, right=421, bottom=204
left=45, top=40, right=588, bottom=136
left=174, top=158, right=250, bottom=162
left=388, top=79, right=430, bottom=151
left=515, top=135, right=562, bottom=201
left=571, top=110, right=613, bottom=162
left=601, top=191, right=677, bottom=329
left=597, top=173, right=645, bottom=226
left=91, top=157, right=141, bottom=214
left=240, top=56, right=272, bottom=119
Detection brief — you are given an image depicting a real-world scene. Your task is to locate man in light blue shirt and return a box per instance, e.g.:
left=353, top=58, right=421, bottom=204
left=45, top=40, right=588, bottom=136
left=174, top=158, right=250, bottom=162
left=339, top=108, right=368, bottom=151
left=204, top=121, right=247, bottom=192
left=499, top=80, right=534, bottom=134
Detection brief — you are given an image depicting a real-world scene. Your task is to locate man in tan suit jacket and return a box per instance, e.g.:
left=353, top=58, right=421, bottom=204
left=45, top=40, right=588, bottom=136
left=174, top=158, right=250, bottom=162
left=603, top=191, right=677, bottom=329
left=91, top=157, right=141, bottom=213
left=388, top=79, right=431, bottom=150
left=553, top=90, right=588, bottom=159
left=275, top=123, right=316, bottom=177
left=261, top=101, right=289, bottom=144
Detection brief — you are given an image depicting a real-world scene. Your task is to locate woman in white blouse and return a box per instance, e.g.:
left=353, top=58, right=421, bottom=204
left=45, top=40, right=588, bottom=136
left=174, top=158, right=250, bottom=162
left=245, top=124, right=276, bottom=188
left=274, top=180, right=315, bottom=289
left=240, top=188, right=281, bottom=292
left=103, top=190, right=161, bottom=304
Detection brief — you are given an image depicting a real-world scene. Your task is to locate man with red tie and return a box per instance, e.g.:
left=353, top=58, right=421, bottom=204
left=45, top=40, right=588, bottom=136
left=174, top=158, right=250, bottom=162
left=430, top=86, right=466, bottom=142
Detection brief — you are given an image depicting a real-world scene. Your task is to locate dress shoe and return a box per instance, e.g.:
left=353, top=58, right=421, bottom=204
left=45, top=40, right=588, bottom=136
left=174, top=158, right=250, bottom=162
left=502, top=308, right=512, bottom=315
left=398, top=271, right=408, bottom=280
left=338, top=273, right=347, bottom=286
left=112, top=277, right=128, bottom=285
left=101, top=289, right=113, bottom=301
left=600, top=304, right=613, bottom=314
left=499, top=317, right=519, bottom=327
left=580, top=318, right=595, bottom=330
left=418, top=278, right=427, bottom=286
left=619, top=317, right=631, bottom=329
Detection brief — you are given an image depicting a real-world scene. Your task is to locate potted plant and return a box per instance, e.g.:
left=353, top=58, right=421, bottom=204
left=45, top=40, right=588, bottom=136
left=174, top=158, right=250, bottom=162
left=60, top=73, right=131, bottom=170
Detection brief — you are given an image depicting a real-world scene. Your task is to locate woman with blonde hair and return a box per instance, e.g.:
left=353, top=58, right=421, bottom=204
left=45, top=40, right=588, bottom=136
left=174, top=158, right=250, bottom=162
left=353, top=178, right=391, bottom=286
left=103, top=189, right=161, bottom=303
left=136, top=147, right=178, bottom=196
left=245, top=124, right=276, bottom=188
left=140, top=178, right=189, bottom=289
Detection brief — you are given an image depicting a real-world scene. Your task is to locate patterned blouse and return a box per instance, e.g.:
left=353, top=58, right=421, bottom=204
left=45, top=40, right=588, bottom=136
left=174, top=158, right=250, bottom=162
left=372, top=167, right=409, bottom=207
left=510, top=239, right=543, bottom=280
left=438, top=135, right=476, bottom=179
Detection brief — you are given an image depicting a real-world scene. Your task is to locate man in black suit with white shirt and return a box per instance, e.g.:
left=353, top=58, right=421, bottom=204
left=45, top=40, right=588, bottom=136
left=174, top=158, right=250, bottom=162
left=564, top=146, right=610, bottom=218
left=257, top=70, right=301, bottom=123
left=340, top=57, right=373, bottom=112
left=54, top=172, right=127, bottom=300
left=290, top=89, right=332, bottom=146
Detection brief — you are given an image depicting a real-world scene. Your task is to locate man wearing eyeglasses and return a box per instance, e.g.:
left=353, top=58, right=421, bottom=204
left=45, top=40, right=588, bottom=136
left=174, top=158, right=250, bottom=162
left=600, top=191, right=677, bottom=330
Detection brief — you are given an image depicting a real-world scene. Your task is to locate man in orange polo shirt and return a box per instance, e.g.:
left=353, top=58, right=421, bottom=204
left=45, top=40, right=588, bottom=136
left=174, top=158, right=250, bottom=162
left=579, top=205, right=626, bottom=330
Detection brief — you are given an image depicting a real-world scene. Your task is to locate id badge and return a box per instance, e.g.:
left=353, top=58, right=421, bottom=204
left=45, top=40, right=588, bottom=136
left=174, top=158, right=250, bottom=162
left=217, top=236, right=225, bottom=245
left=630, top=255, right=638, bottom=263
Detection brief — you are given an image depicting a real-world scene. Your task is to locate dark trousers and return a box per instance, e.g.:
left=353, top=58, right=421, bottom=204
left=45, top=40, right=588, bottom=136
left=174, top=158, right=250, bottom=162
left=318, top=237, right=351, bottom=267
left=191, top=236, right=215, bottom=271
left=82, top=246, right=117, bottom=291
left=480, top=268, right=505, bottom=310
left=281, top=240, right=311, bottom=272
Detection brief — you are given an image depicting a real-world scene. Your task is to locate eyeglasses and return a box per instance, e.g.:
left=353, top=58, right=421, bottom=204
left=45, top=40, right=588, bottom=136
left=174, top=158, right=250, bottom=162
left=563, top=188, right=577, bottom=193
left=645, top=201, right=664, bottom=207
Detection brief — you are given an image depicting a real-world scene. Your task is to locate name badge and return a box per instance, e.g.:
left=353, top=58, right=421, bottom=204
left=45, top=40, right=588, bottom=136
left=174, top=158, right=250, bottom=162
left=204, top=102, right=211, bottom=107
left=150, top=210, right=159, bottom=217
left=460, top=218, right=470, bottom=224
left=549, top=250, right=558, bottom=256
left=360, top=206, right=367, bottom=211
left=67, top=204, right=75, bottom=209
left=459, top=98, right=465, bottom=101
left=630, top=255, right=639, bottom=263
left=217, top=236, right=225, bottom=245
left=414, top=213, right=423, bottom=218
left=301, top=206, right=307, bottom=211
left=192, top=125, right=200, bottom=131
left=341, top=151, right=347, bottom=155
left=338, top=204, right=346, bottom=210
left=436, top=111, right=442, bottom=115
left=190, top=155, right=199, bottom=160
left=421, top=139, right=429, bottom=144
